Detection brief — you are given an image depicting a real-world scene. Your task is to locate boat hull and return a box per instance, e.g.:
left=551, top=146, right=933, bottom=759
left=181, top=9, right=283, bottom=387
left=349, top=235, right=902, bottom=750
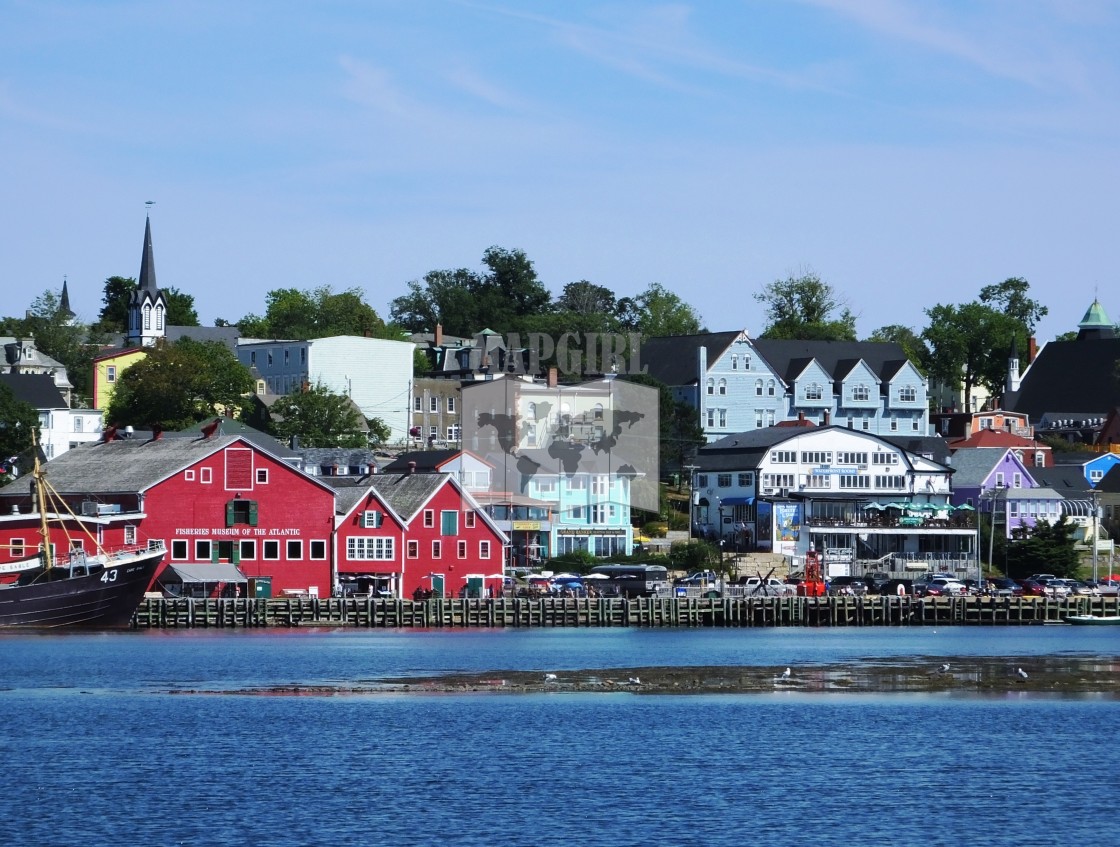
left=1064, top=615, right=1120, bottom=626
left=0, top=549, right=163, bottom=628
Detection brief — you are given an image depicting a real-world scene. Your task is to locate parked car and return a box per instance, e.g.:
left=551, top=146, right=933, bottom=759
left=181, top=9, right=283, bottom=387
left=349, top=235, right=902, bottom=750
left=879, top=578, right=914, bottom=596
left=1041, top=580, right=1070, bottom=598
left=928, top=577, right=968, bottom=596
left=827, top=576, right=867, bottom=596
left=987, top=577, right=1024, bottom=597
left=913, top=581, right=947, bottom=597
left=674, top=570, right=717, bottom=586
left=1018, top=578, right=1047, bottom=597
left=1087, top=580, right=1120, bottom=596
left=1059, top=579, right=1094, bottom=596
left=736, top=576, right=796, bottom=596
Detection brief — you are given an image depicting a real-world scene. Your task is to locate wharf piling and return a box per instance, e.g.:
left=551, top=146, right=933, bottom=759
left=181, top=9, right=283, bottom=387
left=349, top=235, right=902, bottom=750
left=131, top=595, right=1120, bottom=629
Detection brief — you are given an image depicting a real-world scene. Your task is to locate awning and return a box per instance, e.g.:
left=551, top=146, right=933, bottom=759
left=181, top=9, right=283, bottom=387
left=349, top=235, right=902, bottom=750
left=163, top=563, right=248, bottom=584
left=720, top=497, right=754, bottom=506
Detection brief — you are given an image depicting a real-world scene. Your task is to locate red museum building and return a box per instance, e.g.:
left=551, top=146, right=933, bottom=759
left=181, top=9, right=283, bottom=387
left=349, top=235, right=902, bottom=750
left=0, top=432, right=507, bottom=599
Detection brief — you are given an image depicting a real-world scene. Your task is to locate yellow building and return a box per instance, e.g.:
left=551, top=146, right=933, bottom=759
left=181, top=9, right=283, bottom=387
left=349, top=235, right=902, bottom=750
left=91, top=347, right=148, bottom=415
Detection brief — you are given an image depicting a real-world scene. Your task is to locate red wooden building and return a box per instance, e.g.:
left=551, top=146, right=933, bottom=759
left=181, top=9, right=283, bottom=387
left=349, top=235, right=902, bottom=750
left=333, top=471, right=509, bottom=599
left=0, top=433, right=337, bottom=597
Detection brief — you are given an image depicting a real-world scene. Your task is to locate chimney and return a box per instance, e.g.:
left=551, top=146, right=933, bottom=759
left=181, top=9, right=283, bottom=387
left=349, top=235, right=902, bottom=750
left=798, top=411, right=805, bottom=423
left=435, top=323, right=443, bottom=347
left=822, top=410, right=830, bottom=426
left=407, top=461, right=416, bottom=475
left=547, top=366, right=558, bottom=388
left=1029, top=335, right=1038, bottom=362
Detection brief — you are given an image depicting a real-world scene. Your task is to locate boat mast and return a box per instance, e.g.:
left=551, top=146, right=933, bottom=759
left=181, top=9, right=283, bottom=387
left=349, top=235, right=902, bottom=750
left=30, top=428, right=54, bottom=572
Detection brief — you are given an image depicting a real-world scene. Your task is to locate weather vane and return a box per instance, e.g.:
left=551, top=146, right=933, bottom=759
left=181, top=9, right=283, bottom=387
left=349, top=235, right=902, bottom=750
left=145, top=200, right=155, bottom=214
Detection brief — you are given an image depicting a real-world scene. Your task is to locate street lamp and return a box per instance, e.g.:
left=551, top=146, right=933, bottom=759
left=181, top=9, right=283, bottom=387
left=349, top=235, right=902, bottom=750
left=1090, top=487, right=1101, bottom=583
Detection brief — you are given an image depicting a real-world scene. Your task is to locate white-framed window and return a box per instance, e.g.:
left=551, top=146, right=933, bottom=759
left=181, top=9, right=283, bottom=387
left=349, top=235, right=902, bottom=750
left=432, top=540, right=442, bottom=558
left=194, top=540, right=211, bottom=560
left=707, top=409, right=715, bottom=427
left=464, top=511, right=476, bottom=528
left=853, top=384, right=869, bottom=401
left=124, top=525, right=137, bottom=545
left=755, top=379, right=763, bottom=396
left=805, top=383, right=823, bottom=401
left=407, top=540, right=418, bottom=558
left=286, top=540, right=302, bottom=560
left=767, top=380, right=775, bottom=396
left=185, top=470, right=196, bottom=482
left=200, top=467, right=212, bottom=484
left=347, top=537, right=394, bottom=560
left=171, top=540, right=188, bottom=560
left=446, top=425, right=461, bottom=441
left=240, top=540, right=257, bottom=560
left=890, top=416, right=898, bottom=431
left=706, top=378, right=714, bottom=395
left=256, top=468, right=269, bottom=484
left=457, top=540, right=467, bottom=559
left=479, top=540, right=491, bottom=559
left=310, top=540, right=327, bottom=559
left=263, top=540, right=280, bottom=560
left=429, top=426, right=437, bottom=438
left=912, top=417, right=920, bottom=432
left=106, top=365, right=116, bottom=383
left=143, top=303, right=151, bottom=330
left=430, top=396, right=438, bottom=412
left=755, top=411, right=763, bottom=428
left=717, top=474, right=732, bottom=487
left=731, top=355, right=738, bottom=370
left=424, top=509, right=434, bottom=528
left=718, top=409, right=727, bottom=427
left=568, top=476, right=587, bottom=491
left=591, top=505, right=607, bottom=523
left=1013, top=473, right=1022, bottom=488
left=361, top=510, right=383, bottom=529
left=447, top=396, right=456, bottom=413
left=414, top=396, right=422, bottom=411
left=899, top=386, right=917, bottom=403
left=718, top=379, right=727, bottom=395
left=995, top=472, right=1005, bottom=487
left=570, top=506, right=585, bottom=520
left=591, top=475, right=609, bottom=496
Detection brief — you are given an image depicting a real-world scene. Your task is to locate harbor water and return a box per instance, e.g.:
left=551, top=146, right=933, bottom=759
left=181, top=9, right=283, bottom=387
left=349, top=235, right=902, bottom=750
left=1, top=627, right=1118, bottom=846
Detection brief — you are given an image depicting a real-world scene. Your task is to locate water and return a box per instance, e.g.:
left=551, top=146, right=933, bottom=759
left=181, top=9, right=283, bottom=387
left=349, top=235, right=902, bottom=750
left=2, top=627, right=1118, bottom=846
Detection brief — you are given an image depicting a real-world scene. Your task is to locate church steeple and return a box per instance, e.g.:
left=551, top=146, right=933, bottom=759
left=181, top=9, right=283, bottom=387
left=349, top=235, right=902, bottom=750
left=126, top=213, right=168, bottom=348
left=59, top=276, right=75, bottom=325
left=1006, top=334, right=1020, bottom=393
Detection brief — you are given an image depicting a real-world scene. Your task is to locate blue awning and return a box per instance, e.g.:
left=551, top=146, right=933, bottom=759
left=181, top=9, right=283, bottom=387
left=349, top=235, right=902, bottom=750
left=720, top=497, right=754, bottom=506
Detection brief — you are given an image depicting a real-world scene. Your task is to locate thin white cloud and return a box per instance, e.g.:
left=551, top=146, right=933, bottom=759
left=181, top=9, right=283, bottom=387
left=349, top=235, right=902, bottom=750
left=798, top=0, right=1102, bottom=96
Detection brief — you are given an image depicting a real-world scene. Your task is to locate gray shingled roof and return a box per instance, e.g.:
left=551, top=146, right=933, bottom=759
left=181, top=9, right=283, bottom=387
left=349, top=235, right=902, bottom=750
left=945, top=448, right=1008, bottom=488
left=0, top=434, right=303, bottom=496
left=0, top=373, right=68, bottom=409
left=384, top=449, right=461, bottom=472
left=638, top=331, right=741, bottom=386
left=1006, top=337, right=1120, bottom=422
left=367, top=473, right=449, bottom=521
left=751, top=339, right=909, bottom=392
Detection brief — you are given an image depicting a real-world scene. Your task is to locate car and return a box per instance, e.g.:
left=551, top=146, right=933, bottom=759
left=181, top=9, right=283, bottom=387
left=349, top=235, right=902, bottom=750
left=986, top=577, right=1024, bottom=597
left=1039, top=579, right=1069, bottom=598
left=1029, top=573, right=1058, bottom=583
left=737, top=576, right=796, bottom=596
left=674, top=570, right=717, bottom=586
left=928, top=577, right=968, bottom=596
left=1018, top=578, right=1047, bottom=597
left=912, top=581, right=946, bottom=597
left=1087, top=580, right=1120, bottom=596
left=1059, top=579, right=1094, bottom=596
left=827, top=576, right=867, bottom=596
left=879, top=578, right=914, bottom=596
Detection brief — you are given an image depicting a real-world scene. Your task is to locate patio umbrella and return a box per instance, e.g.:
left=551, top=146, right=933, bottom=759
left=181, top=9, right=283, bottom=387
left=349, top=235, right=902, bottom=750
left=954, top=503, right=976, bottom=511
left=864, top=502, right=886, bottom=510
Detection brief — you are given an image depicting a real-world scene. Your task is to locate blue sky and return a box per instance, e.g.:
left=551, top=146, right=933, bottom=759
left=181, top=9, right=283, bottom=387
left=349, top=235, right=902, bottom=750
left=3, top=0, right=1118, bottom=344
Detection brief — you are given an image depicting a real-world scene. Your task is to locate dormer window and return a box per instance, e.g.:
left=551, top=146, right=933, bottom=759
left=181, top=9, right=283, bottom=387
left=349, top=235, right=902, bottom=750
left=805, top=383, right=823, bottom=401
left=853, top=384, right=869, bottom=402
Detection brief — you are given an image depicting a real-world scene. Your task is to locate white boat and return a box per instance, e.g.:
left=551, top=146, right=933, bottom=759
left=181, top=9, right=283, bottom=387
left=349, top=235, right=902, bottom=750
left=1063, top=614, right=1120, bottom=626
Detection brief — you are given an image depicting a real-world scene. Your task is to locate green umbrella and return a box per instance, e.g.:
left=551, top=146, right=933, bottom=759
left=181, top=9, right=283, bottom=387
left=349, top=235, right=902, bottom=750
left=954, top=503, right=976, bottom=511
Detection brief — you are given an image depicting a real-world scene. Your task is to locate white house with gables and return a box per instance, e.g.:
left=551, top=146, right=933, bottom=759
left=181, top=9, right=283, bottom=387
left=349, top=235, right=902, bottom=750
left=641, top=331, right=929, bottom=442
left=692, top=424, right=975, bottom=578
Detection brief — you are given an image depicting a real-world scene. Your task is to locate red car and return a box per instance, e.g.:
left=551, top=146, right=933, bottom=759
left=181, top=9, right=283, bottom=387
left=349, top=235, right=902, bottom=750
left=1017, top=579, right=1047, bottom=597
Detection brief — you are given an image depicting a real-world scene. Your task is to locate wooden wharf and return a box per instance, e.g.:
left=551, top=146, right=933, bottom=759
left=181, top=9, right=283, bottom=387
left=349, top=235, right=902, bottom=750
left=132, top=594, right=1120, bottom=629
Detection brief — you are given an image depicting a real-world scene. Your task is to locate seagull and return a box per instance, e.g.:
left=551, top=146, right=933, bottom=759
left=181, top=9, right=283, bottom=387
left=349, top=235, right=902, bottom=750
left=938, top=663, right=951, bottom=674
left=544, top=673, right=558, bottom=682
left=1017, top=667, right=1029, bottom=680
left=628, top=676, right=641, bottom=685
left=780, top=667, right=792, bottom=680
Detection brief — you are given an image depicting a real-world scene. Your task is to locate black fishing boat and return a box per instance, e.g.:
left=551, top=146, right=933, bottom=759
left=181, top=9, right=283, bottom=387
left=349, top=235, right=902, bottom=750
left=0, top=435, right=165, bottom=628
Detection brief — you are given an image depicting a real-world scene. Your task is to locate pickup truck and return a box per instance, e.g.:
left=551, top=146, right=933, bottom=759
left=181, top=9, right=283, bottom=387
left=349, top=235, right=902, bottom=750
left=735, top=576, right=796, bottom=596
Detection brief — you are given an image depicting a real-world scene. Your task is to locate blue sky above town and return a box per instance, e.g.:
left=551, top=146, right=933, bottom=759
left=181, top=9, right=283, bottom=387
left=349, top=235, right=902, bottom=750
left=2, top=1, right=1117, bottom=344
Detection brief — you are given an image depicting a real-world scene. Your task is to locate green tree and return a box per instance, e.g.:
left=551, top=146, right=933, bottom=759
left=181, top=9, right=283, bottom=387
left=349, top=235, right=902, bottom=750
left=1002, top=517, right=1081, bottom=579
left=163, top=286, right=200, bottom=327
left=7, top=289, right=106, bottom=406
left=238, top=287, right=388, bottom=340
left=618, top=282, right=704, bottom=337
left=390, top=247, right=553, bottom=337
left=106, top=338, right=254, bottom=430
left=624, top=373, right=704, bottom=484
left=268, top=383, right=368, bottom=448
left=922, top=302, right=1022, bottom=402
left=866, top=325, right=929, bottom=372
left=367, top=416, right=392, bottom=446
left=0, top=385, right=40, bottom=485
left=978, top=277, right=1048, bottom=334
left=754, top=271, right=856, bottom=340
left=97, top=275, right=135, bottom=332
